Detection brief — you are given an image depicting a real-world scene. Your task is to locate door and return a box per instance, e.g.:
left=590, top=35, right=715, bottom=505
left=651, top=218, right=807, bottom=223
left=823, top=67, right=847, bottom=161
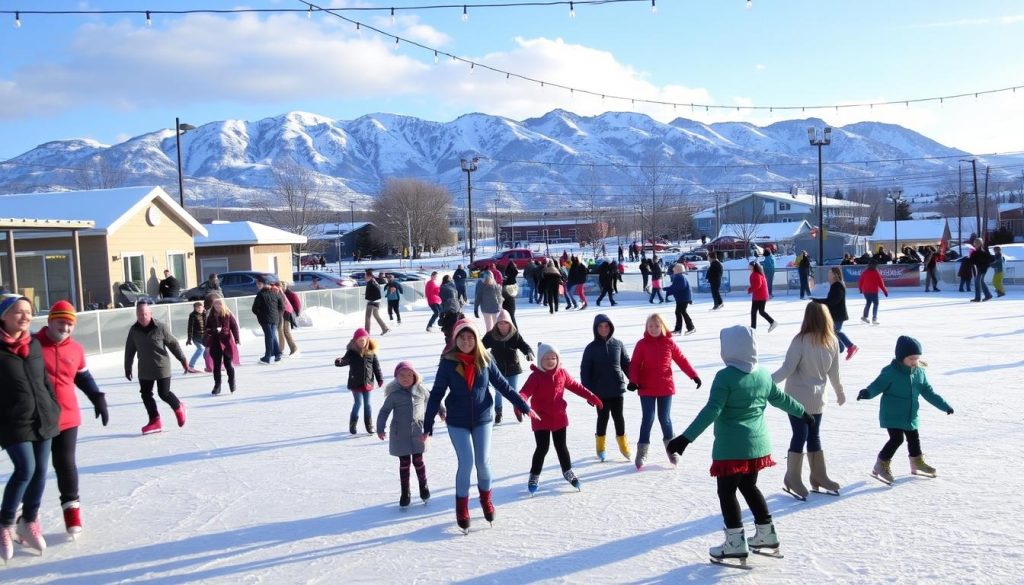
left=167, top=253, right=187, bottom=287
left=123, top=254, right=145, bottom=290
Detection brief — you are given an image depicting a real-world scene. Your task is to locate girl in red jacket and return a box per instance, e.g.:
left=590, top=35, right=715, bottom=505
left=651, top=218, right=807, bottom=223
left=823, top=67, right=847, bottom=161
left=748, top=262, right=777, bottom=332
left=628, top=314, right=701, bottom=470
left=857, top=261, right=888, bottom=325
left=520, top=342, right=603, bottom=494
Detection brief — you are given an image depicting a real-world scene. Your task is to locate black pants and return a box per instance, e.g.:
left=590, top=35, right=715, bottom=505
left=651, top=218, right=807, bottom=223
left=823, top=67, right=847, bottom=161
left=642, top=274, right=649, bottom=290
left=879, top=428, right=922, bottom=459
left=544, top=285, right=560, bottom=313
left=139, top=377, right=181, bottom=420
left=596, top=285, right=616, bottom=305
left=387, top=299, right=401, bottom=322
left=799, top=274, right=811, bottom=298
left=717, top=471, right=771, bottom=529
left=959, top=276, right=972, bottom=292
left=750, top=300, right=774, bottom=328
left=925, top=270, right=939, bottom=291
left=595, top=396, right=625, bottom=437
left=674, top=300, right=694, bottom=332
left=710, top=283, right=723, bottom=307
left=210, top=344, right=235, bottom=388
left=51, top=426, right=79, bottom=504
left=531, top=428, right=572, bottom=474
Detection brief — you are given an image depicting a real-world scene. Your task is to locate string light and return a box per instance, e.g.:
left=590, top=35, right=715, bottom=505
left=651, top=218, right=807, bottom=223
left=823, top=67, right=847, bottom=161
left=651, top=0, right=657, bottom=15
left=569, top=2, right=576, bottom=18
left=434, top=50, right=439, bottom=64
left=145, top=10, right=151, bottom=26
left=461, top=5, right=468, bottom=21
left=307, top=5, right=312, bottom=19
left=14, top=11, right=20, bottom=28
left=746, top=0, right=752, bottom=8
left=390, top=7, right=395, bottom=25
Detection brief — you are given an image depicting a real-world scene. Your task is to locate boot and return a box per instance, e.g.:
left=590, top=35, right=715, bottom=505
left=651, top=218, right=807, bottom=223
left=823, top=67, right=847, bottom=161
left=479, top=490, right=495, bottom=524
left=456, top=496, right=471, bottom=532
left=0, top=525, right=12, bottom=563
left=635, top=442, right=650, bottom=470
left=595, top=435, right=607, bottom=462
left=872, top=458, right=894, bottom=484
left=709, top=527, right=748, bottom=560
left=807, top=451, right=841, bottom=493
left=616, top=435, right=632, bottom=460
left=783, top=452, right=809, bottom=500
left=909, top=455, right=937, bottom=477
left=747, top=522, right=779, bottom=550
left=349, top=415, right=358, bottom=435
left=15, top=516, right=46, bottom=553
left=527, top=473, right=540, bottom=495
left=228, top=378, right=236, bottom=393
left=419, top=480, right=431, bottom=502
left=399, top=486, right=411, bottom=509
left=211, top=384, right=221, bottom=396
left=563, top=469, right=581, bottom=491
left=663, top=439, right=678, bottom=466
left=494, top=409, right=503, bottom=425
left=62, top=501, right=83, bottom=536
left=141, top=417, right=162, bottom=435
left=173, top=403, right=187, bottom=427
left=364, top=417, right=375, bottom=434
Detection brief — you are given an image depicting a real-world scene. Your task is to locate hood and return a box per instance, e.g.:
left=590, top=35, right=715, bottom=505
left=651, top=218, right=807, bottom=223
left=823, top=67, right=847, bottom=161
left=383, top=378, right=424, bottom=397
left=491, top=310, right=518, bottom=340
left=592, top=313, right=615, bottom=340
left=536, top=341, right=561, bottom=371
left=720, top=325, right=758, bottom=373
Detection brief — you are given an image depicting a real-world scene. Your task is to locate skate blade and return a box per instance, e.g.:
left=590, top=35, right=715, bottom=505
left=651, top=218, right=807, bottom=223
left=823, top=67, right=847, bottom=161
left=911, top=471, right=937, bottom=479
left=782, top=487, right=807, bottom=501
left=811, top=488, right=840, bottom=496
left=870, top=472, right=893, bottom=486
left=752, top=548, right=784, bottom=559
left=710, top=556, right=752, bottom=570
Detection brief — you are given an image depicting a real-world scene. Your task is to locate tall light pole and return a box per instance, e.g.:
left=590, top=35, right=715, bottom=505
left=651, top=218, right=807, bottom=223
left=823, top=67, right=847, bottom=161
left=808, top=126, right=832, bottom=266
left=889, top=190, right=903, bottom=262
left=174, top=118, right=196, bottom=208
left=460, top=157, right=480, bottom=264
left=961, top=158, right=980, bottom=242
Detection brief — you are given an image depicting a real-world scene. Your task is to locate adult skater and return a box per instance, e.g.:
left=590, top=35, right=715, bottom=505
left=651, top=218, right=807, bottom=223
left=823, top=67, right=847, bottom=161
left=452, top=265, right=468, bottom=304
left=125, top=299, right=189, bottom=435
left=568, top=256, right=589, bottom=310
left=425, top=272, right=442, bottom=332
left=595, top=261, right=617, bottom=307
left=474, top=271, right=503, bottom=331
left=969, top=238, right=993, bottom=302
left=205, top=293, right=241, bottom=395
left=362, top=268, right=390, bottom=335
left=438, top=275, right=464, bottom=345
left=923, top=247, right=940, bottom=292
left=762, top=248, right=776, bottom=298
left=252, top=276, right=283, bottom=363
left=812, top=267, right=858, bottom=360
left=747, top=262, right=777, bottom=332
left=665, top=264, right=695, bottom=335
left=797, top=251, right=812, bottom=300
left=857, top=261, right=888, bottom=325
left=707, top=253, right=724, bottom=310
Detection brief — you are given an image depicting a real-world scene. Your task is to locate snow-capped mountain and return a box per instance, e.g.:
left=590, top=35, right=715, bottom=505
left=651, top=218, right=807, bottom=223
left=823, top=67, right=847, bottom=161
left=0, top=109, right=1015, bottom=210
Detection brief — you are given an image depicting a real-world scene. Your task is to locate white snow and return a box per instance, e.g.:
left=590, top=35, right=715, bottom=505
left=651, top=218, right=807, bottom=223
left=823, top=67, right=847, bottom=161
left=2, top=286, right=1021, bottom=583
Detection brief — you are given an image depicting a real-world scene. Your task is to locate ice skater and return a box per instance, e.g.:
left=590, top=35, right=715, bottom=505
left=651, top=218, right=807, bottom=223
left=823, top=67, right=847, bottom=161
left=376, top=361, right=431, bottom=509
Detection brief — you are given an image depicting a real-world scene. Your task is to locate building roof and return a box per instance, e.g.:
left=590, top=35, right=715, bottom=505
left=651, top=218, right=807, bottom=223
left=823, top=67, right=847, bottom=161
left=910, top=211, right=944, bottom=220
left=718, top=220, right=813, bottom=241
left=306, top=222, right=374, bottom=239
left=0, top=186, right=207, bottom=237
left=195, top=221, right=308, bottom=247
left=694, top=190, right=869, bottom=219
left=0, top=218, right=95, bottom=230
left=871, top=219, right=949, bottom=242
left=501, top=220, right=592, bottom=228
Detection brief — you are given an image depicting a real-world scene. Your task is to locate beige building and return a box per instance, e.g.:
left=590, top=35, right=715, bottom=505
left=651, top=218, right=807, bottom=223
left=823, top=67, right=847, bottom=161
left=194, top=220, right=307, bottom=282
left=0, top=186, right=207, bottom=308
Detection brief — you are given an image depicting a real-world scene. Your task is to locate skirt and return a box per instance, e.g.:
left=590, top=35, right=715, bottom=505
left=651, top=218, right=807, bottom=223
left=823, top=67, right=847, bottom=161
left=709, top=455, right=775, bottom=477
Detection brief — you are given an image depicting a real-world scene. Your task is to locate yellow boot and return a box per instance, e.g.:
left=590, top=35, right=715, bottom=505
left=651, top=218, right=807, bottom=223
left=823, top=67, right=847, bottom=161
left=616, top=435, right=632, bottom=460
left=595, top=435, right=607, bottom=461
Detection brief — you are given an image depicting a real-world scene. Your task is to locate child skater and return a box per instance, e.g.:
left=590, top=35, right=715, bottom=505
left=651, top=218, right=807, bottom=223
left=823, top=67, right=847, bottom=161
left=334, top=328, right=384, bottom=435
left=481, top=309, right=534, bottom=425
left=666, top=325, right=811, bottom=567
left=520, top=342, right=603, bottom=493
left=813, top=267, right=858, bottom=360
left=628, top=313, right=701, bottom=470
left=857, top=335, right=954, bottom=485
left=580, top=314, right=632, bottom=461
left=376, top=361, right=430, bottom=509
left=747, top=262, right=777, bottom=332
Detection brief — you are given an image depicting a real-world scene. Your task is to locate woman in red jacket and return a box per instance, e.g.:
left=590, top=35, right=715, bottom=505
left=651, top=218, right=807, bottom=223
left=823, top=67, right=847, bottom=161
left=424, top=272, right=442, bottom=332
left=628, top=314, right=701, bottom=470
left=748, top=262, right=776, bottom=332
left=857, top=261, right=889, bottom=325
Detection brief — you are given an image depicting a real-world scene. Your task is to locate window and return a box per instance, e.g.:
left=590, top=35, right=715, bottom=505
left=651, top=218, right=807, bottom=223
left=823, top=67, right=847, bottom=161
left=200, top=258, right=229, bottom=280
left=778, top=202, right=792, bottom=211
left=123, top=254, right=145, bottom=290
left=167, top=252, right=186, bottom=288
left=0, top=251, right=74, bottom=310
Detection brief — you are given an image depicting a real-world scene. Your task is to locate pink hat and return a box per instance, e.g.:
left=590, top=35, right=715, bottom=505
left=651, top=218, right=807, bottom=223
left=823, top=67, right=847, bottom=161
left=394, top=360, right=422, bottom=384
left=450, top=318, right=479, bottom=344
left=352, top=327, right=370, bottom=340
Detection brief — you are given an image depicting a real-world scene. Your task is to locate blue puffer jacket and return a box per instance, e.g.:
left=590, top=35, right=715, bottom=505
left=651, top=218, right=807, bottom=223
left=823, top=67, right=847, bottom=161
left=424, top=353, right=531, bottom=434
left=665, top=273, right=692, bottom=303
left=579, top=314, right=631, bottom=398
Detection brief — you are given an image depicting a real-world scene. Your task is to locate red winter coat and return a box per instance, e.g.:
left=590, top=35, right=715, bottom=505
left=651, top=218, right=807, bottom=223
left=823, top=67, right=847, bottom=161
left=857, top=269, right=889, bottom=296
left=520, top=364, right=599, bottom=431
left=748, top=272, right=769, bottom=301
left=425, top=279, right=442, bottom=305
left=34, top=328, right=87, bottom=432
left=628, top=332, right=699, bottom=397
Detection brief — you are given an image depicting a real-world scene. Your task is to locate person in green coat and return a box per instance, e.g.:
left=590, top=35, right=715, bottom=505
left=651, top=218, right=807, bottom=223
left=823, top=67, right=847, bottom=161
left=857, top=335, right=953, bottom=485
left=666, top=325, right=810, bottom=565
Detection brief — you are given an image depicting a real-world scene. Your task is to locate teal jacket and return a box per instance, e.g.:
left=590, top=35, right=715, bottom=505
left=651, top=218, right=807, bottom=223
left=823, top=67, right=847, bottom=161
left=861, top=360, right=951, bottom=430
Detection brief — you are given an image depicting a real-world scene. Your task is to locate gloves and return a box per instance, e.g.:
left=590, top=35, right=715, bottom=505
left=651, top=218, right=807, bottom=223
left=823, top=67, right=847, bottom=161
left=125, top=370, right=133, bottom=381
left=377, top=432, right=386, bottom=441
left=439, top=406, right=447, bottom=422
left=474, top=310, right=480, bottom=318
left=334, top=357, right=344, bottom=367
left=857, top=389, right=870, bottom=401
left=588, top=396, right=604, bottom=410
left=666, top=435, right=690, bottom=455
left=88, top=393, right=109, bottom=426
left=946, top=407, right=954, bottom=415
left=801, top=412, right=815, bottom=425
left=836, top=391, right=846, bottom=406
left=526, top=352, right=535, bottom=362
left=626, top=382, right=639, bottom=392
left=514, top=408, right=524, bottom=422
left=693, top=377, right=702, bottom=389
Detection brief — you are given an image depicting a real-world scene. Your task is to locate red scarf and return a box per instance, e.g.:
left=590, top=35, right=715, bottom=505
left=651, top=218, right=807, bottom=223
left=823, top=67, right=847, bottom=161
left=455, top=353, right=476, bottom=391
left=2, top=330, right=31, bottom=358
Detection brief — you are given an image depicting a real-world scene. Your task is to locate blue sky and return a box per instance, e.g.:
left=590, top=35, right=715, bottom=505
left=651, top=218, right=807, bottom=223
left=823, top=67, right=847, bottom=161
left=1, top=0, right=1022, bottom=159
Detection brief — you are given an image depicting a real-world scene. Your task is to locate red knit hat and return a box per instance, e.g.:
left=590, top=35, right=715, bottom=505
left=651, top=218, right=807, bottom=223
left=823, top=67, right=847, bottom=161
left=48, top=300, right=77, bottom=324
left=352, top=327, right=370, bottom=340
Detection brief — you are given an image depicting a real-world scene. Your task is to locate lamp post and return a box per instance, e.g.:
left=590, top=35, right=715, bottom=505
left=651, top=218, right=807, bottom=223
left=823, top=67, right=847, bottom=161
left=174, top=117, right=196, bottom=208
left=960, top=158, right=980, bottom=243
left=807, top=126, right=832, bottom=266
left=889, top=190, right=903, bottom=263
left=460, top=157, right=480, bottom=264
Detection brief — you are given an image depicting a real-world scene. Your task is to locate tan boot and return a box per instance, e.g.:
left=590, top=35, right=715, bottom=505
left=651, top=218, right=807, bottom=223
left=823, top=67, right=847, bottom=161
left=616, top=435, right=632, bottom=460
left=872, top=458, right=894, bottom=485
left=909, top=455, right=936, bottom=477
left=783, top=452, right=809, bottom=500
left=807, top=451, right=841, bottom=494
left=595, top=435, right=607, bottom=461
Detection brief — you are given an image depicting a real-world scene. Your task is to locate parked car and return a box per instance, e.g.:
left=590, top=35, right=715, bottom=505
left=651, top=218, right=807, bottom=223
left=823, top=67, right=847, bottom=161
left=348, top=270, right=427, bottom=284
left=705, top=236, right=764, bottom=258
left=179, top=271, right=276, bottom=301
left=468, top=249, right=548, bottom=272
left=298, top=255, right=322, bottom=267
left=670, top=255, right=699, bottom=271
left=292, top=271, right=357, bottom=290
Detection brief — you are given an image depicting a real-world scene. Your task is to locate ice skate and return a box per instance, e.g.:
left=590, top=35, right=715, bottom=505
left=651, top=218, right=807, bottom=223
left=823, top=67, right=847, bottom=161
left=783, top=452, right=809, bottom=500
left=141, top=417, right=162, bottom=435
left=807, top=451, right=841, bottom=495
left=634, top=442, right=649, bottom=470
left=0, top=525, right=13, bottom=564
left=349, top=415, right=358, bottom=435
left=563, top=469, right=581, bottom=491
left=480, top=490, right=495, bottom=524
left=663, top=439, right=678, bottom=466
left=399, top=487, right=411, bottom=510
left=62, top=501, right=83, bottom=537
left=871, top=458, right=894, bottom=486
left=15, top=517, right=46, bottom=554
left=527, top=473, right=540, bottom=495
left=173, top=403, right=187, bottom=427
left=709, top=527, right=750, bottom=569
left=909, top=455, right=937, bottom=478
left=747, top=522, right=780, bottom=552
left=767, top=322, right=778, bottom=333
left=616, top=435, right=632, bottom=460
left=595, top=435, right=606, bottom=462
left=860, top=316, right=870, bottom=324
left=455, top=496, right=471, bottom=533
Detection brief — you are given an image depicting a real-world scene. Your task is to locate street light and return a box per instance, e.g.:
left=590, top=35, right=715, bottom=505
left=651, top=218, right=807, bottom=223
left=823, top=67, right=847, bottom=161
left=889, top=190, right=903, bottom=263
left=460, top=157, right=480, bottom=264
left=808, top=126, right=832, bottom=266
left=174, top=117, right=196, bottom=208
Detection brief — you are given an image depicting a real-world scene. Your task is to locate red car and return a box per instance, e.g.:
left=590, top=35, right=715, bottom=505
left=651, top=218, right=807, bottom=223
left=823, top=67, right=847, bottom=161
left=469, top=249, right=548, bottom=272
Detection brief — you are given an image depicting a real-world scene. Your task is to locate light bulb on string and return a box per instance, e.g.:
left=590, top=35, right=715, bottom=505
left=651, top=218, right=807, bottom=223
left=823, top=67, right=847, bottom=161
left=14, top=11, right=21, bottom=28
left=570, top=2, right=576, bottom=18
left=434, top=51, right=439, bottom=64
left=461, top=6, right=469, bottom=22
left=746, top=0, right=752, bottom=9
left=145, top=11, right=152, bottom=26
left=391, top=8, right=396, bottom=26
left=651, top=0, right=657, bottom=15
left=307, top=6, right=312, bottom=19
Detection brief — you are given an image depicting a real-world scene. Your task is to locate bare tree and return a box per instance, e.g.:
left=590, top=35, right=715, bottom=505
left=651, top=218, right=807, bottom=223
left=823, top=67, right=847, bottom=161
left=253, top=158, right=335, bottom=262
left=632, top=154, right=678, bottom=248
left=728, top=196, right=766, bottom=260
left=573, top=166, right=611, bottom=256
left=372, top=178, right=454, bottom=259
left=71, top=156, right=128, bottom=190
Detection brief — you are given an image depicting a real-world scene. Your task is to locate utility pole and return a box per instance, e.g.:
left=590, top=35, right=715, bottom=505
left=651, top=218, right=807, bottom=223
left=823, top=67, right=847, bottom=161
left=983, top=166, right=991, bottom=240
left=406, top=209, right=413, bottom=264
left=970, top=158, right=980, bottom=241
left=460, top=157, right=480, bottom=264
left=493, top=197, right=500, bottom=251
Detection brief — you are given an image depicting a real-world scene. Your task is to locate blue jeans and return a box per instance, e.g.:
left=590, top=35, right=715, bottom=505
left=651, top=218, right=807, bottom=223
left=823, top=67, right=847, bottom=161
left=638, top=396, right=673, bottom=444
left=494, top=373, right=520, bottom=412
left=765, top=269, right=775, bottom=296
left=862, top=293, right=879, bottom=320
left=261, top=322, right=281, bottom=361
left=2, top=439, right=52, bottom=525
left=427, top=303, right=442, bottom=329
left=188, top=341, right=205, bottom=369
left=448, top=424, right=493, bottom=497
left=789, top=413, right=823, bottom=453
left=350, top=390, right=372, bottom=419
left=834, top=320, right=854, bottom=353
left=974, top=272, right=992, bottom=301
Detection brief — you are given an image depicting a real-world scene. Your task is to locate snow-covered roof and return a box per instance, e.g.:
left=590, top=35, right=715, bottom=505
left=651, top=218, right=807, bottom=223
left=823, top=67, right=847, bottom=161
left=718, top=220, right=813, bottom=241
left=870, top=219, right=949, bottom=241
left=998, top=202, right=1024, bottom=214
left=910, top=211, right=944, bottom=220
left=306, top=222, right=374, bottom=238
left=948, top=217, right=997, bottom=238
left=0, top=186, right=207, bottom=237
left=694, top=190, right=869, bottom=219
left=195, top=221, right=307, bottom=247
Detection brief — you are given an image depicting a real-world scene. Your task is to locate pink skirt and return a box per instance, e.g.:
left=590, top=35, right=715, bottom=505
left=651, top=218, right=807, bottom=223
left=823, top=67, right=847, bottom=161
left=709, top=455, right=775, bottom=477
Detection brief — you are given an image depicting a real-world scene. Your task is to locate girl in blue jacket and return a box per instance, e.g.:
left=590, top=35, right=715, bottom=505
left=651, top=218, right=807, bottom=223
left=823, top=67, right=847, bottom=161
left=580, top=314, right=631, bottom=461
left=664, top=264, right=695, bottom=335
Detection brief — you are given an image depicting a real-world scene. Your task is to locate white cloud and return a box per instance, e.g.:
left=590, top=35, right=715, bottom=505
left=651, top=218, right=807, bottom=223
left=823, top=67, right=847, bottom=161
left=755, top=64, right=766, bottom=71
left=910, top=14, right=1024, bottom=28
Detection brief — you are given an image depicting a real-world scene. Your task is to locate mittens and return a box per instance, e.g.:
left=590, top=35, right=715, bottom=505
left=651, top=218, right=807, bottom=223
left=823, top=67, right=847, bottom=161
left=666, top=435, right=690, bottom=455
left=857, top=389, right=870, bottom=400
left=626, top=382, right=639, bottom=392
left=588, top=396, right=604, bottom=410
left=89, top=393, right=109, bottom=426
left=693, top=377, right=702, bottom=389
left=946, top=407, right=954, bottom=415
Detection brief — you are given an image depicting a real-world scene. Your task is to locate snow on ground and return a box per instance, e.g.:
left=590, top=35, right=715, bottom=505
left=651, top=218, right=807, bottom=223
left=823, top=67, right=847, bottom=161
left=3, top=287, right=1022, bottom=584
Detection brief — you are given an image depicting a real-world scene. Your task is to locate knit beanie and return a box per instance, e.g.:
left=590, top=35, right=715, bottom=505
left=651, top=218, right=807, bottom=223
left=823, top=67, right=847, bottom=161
left=895, top=335, right=923, bottom=361
left=450, top=319, right=479, bottom=345
left=0, top=294, right=30, bottom=320
left=393, top=360, right=422, bottom=385
left=352, top=327, right=370, bottom=340
left=48, top=300, right=77, bottom=324
left=536, top=342, right=561, bottom=371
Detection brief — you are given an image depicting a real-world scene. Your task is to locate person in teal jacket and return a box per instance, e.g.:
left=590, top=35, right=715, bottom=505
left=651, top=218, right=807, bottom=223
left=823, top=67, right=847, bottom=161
left=666, top=325, right=809, bottom=565
left=857, top=335, right=953, bottom=485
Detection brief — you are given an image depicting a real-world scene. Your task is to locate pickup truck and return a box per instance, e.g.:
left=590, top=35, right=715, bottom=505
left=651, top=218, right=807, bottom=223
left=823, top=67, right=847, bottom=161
left=469, top=249, right=548, bottom=271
